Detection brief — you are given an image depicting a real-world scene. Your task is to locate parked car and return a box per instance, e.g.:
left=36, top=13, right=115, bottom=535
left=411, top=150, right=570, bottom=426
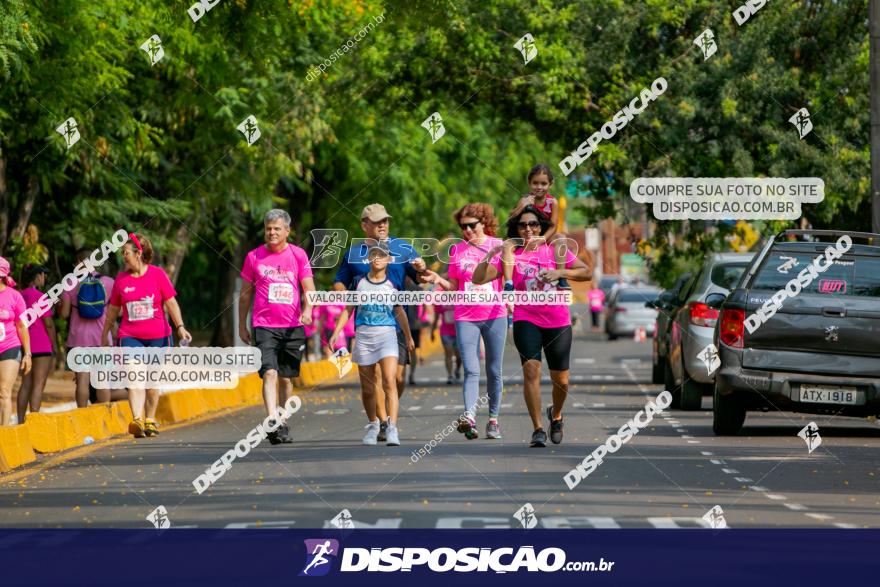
left=666, top=253, right=755, bottom=410
left=646, top=272, right=692, bottom=384
left=598, top=274, right=624, bottom=301
left=709, top=230, right=880, bottom=435
left=605, top=286, right=660, bottom=340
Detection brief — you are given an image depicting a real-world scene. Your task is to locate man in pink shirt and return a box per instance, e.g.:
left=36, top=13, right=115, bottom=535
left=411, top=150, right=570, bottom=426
left=239, top=209, right=315, bottom=445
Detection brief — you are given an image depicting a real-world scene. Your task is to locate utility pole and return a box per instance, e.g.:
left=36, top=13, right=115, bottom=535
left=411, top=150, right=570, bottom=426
left=872, top=0, right=880, bottom=233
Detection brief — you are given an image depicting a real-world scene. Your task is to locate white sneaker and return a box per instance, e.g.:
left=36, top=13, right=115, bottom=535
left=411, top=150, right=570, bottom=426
left=363, top=420, right=381, bottom=445
left=386, top=424, right=400, bottom=446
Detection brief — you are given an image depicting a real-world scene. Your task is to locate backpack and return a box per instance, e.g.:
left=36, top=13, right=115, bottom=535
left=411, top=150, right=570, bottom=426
left=77, top=275, right=106, bottom=319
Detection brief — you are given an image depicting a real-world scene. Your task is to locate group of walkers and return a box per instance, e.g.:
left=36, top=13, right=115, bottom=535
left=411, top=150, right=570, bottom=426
left=0, top=233, right=191, bottom=437
left=0, top=162, right=592, bottom=449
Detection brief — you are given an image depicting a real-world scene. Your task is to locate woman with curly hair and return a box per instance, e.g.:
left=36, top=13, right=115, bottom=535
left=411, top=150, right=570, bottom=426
left=423, top=203, right=507, bottom=440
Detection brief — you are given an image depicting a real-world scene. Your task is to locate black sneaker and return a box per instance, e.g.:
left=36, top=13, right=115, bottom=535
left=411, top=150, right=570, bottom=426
left=530, top=428, right=547, bottom=448
left=378, top=419, right=388, bottom=442
left=547, top=406, right=563, bottom=444
left=277, top=423, right=293, bottom=444
left=266, top=419, right=283, bottom=445
left=556, top=277, right=572, bottom=290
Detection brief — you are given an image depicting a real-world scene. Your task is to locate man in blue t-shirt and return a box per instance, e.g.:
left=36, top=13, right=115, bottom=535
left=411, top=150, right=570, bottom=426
left=333, top=204, right=427, bottom=441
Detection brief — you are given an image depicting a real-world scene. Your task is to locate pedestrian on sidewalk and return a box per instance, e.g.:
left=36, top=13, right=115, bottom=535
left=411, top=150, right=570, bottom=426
left=16, top=264, right=55, bottom=423
left=239, top=209, right=315, bottom=445
left=0, top=257, right=30, bottom=426
left=588, top=285, right=605, bottom=331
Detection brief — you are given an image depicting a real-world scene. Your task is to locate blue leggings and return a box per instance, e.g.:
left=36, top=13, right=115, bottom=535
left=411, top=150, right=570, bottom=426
left=455, top=317, right=507, bottom=418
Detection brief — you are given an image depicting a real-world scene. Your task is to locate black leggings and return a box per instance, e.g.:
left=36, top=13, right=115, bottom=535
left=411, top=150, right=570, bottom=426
left=512, top=322, right=572, bottom=371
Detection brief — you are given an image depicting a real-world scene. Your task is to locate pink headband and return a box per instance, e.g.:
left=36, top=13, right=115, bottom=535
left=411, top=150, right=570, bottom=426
left=129, top=232, right=143, bottom=252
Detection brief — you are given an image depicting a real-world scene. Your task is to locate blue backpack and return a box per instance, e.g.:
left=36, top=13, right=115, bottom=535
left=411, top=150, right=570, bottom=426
left=77, top=275, right=106, bottom=319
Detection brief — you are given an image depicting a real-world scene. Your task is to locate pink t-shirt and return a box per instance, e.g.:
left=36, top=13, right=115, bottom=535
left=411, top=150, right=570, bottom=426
left=343, top=312, right=355, bottom=338
left=588, top=288, right=605, bottom=310
left=0, top=286, right=26, bottom=354
left=492, top=244, right=577, bottom=328
left=319, top=304, right=347, bottom=349
left=448, top=237, right=506, bottom=322
left=21, top=287, right=54, bottom=354
left=62, top=274, right=115, bottom=347
left=241, top=244, right=313, bottom=329
left=110, top=265, right=177, bottom=340
left=434, top=304, right=456, bottom=336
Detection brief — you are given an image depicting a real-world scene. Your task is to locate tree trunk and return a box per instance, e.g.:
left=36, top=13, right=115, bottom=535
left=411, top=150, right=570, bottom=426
left=164, top=215, right=199, bottom=285
left=0, top=155, right=7, bottom=253
left=9, top=175, right=38, bottom=242
left=210, top=239, right=246, bottom=347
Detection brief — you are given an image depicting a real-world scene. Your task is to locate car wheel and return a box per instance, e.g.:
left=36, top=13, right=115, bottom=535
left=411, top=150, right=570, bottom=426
left=651, top=355, right=664, bottom=384
left=679, top=358, right=708, bottom=411
left=607, top=331, right=617, bottom=341
left=664, top=358, right=681, bottom=409
left=712, top=383, right=745, bottom=435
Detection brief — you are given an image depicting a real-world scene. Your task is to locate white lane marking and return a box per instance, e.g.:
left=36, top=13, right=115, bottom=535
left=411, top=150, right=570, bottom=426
left=572, top=402, right=585, bottom=408
left=721, top=468, right=740, bottom=474
left=805, top=513, right=834, bottom=521
left=541, top=516, right=620, bottom=529
left=686, top=440, right=700, bottom=444
left=592, top=403, right=606, bottom=408
left=435, top=517, right=510, bottom=529
left=314, top=409, right=350, bottom=415
left=406, top=406, right=422, bottom=411
left=710, top=459, right=725, bottom=465
left=432, top=405, right=454, bottom=410
left=575, top=358, right=596, bottom=364
left=701, top=451, right=714, bottom=456
left=647, top=517, right=712, bottom=529
left=225, top=521, right=296, bottom=529
left=323, top=518, right=402, bottom=529
left=501, top=403, right=513, bottom=408
left=833, top=522, right=858, bottom=529
left=765, top=494, right=787, bottom=501
left=681, top=435, right=693, bottom=439
left=749, top=486, right=770, bottom=492
left=734, top=477, right=753, bottom=483
left=783, top=503, right=807, bottom=511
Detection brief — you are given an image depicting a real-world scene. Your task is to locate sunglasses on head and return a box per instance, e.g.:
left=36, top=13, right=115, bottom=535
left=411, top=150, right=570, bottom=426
left=517, top=220, right=541, bottom=229
left=459, top=221, right=481, bottom=231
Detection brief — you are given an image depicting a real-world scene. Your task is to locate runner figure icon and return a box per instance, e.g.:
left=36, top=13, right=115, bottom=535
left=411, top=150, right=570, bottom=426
left=302, top=540, right=335, bottom=575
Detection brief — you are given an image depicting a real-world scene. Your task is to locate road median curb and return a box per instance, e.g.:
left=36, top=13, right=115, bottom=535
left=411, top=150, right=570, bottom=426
left=0, top=357, right=364, bottom=473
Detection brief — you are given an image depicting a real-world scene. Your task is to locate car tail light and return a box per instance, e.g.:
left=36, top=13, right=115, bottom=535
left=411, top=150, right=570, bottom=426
left=689, top=302, right=719, bottom=327
left=719, top=308, right=745, bottom=348
left=614, top=307, right=627, bottom=313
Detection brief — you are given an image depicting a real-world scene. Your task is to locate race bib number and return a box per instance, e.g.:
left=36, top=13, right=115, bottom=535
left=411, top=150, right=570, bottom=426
left=126, top=300, right=155, bottom=322
left=0, top=322, right=5, bottom=342
left=268, top=282, right=295, bottom=305
left=464, top=281, right=493, bottom=294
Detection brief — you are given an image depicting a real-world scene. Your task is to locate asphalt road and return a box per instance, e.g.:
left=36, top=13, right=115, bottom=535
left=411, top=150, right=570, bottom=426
left=2, top=325, right=879, bottom=530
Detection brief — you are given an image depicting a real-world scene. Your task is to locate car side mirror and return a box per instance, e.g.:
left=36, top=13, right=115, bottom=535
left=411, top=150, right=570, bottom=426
left=705, top=292, right=726, bottom=309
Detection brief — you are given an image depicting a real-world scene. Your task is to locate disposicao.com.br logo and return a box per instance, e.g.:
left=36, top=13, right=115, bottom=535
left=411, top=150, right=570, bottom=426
left=300, top=541, right=614, bottom=574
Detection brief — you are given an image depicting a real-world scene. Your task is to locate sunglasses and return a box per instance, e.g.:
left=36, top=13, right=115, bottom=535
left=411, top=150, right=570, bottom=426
left=517, top=221, right=541, bottom=230
left=459, top=221, right=481, bottom=231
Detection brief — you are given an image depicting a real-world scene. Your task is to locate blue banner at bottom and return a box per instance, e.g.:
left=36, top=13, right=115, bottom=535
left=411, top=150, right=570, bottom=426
left=0, top=529, right=876, bottom=585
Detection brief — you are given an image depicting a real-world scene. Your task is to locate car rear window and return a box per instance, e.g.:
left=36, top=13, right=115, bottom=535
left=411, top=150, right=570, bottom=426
left=618, top=290, right=659, bottom=302
left=750, top=251, right=880, bottom=297
left=710, top=263, right=748, bottom=289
